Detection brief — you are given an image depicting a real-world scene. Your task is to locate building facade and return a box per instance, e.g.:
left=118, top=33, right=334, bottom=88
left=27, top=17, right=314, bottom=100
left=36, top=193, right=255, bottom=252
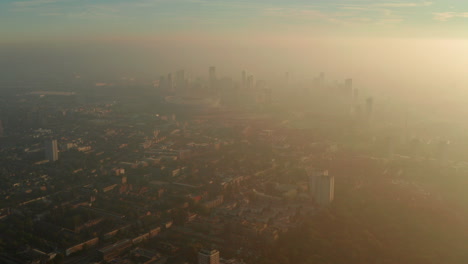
left=307, top=169, right=334, bottom=206
left=198, top=249, right=220, bottom=264
left=45, top=139, right=59, bottom=162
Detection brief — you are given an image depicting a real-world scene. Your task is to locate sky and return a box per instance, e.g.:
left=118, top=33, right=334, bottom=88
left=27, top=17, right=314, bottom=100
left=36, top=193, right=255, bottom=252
left=1, top=0, right=468, bottom=41
left=2, top=0, right=468, bottom=100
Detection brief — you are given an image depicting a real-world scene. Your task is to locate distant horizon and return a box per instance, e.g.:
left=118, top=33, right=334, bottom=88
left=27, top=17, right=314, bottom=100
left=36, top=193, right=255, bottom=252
left=2, top=0, right=468, bottom=103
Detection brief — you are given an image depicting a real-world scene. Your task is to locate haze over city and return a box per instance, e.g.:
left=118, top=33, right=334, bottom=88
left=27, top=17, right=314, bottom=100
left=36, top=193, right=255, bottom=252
left=2, top=0, right=468, bottom=95
left=1, top=1, right=468, bottom=264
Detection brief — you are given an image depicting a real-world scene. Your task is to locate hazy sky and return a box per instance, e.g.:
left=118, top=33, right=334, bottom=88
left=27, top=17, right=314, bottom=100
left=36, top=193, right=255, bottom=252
left=1, top=0, right=468, bottom=41
left=2, top=0, right=468, bottom=100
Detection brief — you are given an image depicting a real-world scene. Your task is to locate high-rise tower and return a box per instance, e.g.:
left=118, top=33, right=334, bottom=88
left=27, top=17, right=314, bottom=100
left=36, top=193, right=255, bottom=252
left=45, top=139, right=59, bottom=162
left=315, top=175, right=334, bottom=206
left=167, top=73, right=174, bottom=90
left=307, top=169, right=334, bottom=206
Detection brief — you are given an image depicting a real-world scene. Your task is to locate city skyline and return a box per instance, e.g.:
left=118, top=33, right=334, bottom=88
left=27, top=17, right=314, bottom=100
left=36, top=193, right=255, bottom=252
left=2, top=1, right=468, bottom=264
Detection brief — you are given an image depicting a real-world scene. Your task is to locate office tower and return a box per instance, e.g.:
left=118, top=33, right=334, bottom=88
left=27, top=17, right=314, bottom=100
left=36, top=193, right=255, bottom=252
left=307, top=169, right=334, bottom=206
left=307, top=169, right=326, bottom=197
left=176, top=70, right=185, bottom=90
left=167, top=73, right=173, bottom=90
left=315, top=175, right=334, bottom=206
left=209, top=66, right=217, bottom=90
left=242, top=71, right=246, bottom=88
left=45, top=139, right=59, bottom=162
left=198, top=249, right=220, bottom=264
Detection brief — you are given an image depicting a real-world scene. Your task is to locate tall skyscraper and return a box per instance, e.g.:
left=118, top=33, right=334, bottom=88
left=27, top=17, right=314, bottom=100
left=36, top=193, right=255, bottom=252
left=307, top=168, right=325, bottom=197
left=315, top=175, right=334, bottom=206
left=198, top=249, right=220, bottom=264
left=209, top=66, right=217, bottom=90
left=45, top=139, right=59, bottom=162
left=307, top=169, right=334, bottom=206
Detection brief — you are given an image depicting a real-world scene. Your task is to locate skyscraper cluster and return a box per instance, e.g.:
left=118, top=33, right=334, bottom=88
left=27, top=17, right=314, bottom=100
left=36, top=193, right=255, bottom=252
left=159, top=72, right=174, bottom=90
left=240, top=70, right=254, bottom=89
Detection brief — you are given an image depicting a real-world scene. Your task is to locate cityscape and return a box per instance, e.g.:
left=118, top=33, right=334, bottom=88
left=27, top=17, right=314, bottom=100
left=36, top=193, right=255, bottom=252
left=2, top=0, right=468, bottom=264
left=0, top=67, right=344, bottom=263
left=1, top=65, right=466, bottom=264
